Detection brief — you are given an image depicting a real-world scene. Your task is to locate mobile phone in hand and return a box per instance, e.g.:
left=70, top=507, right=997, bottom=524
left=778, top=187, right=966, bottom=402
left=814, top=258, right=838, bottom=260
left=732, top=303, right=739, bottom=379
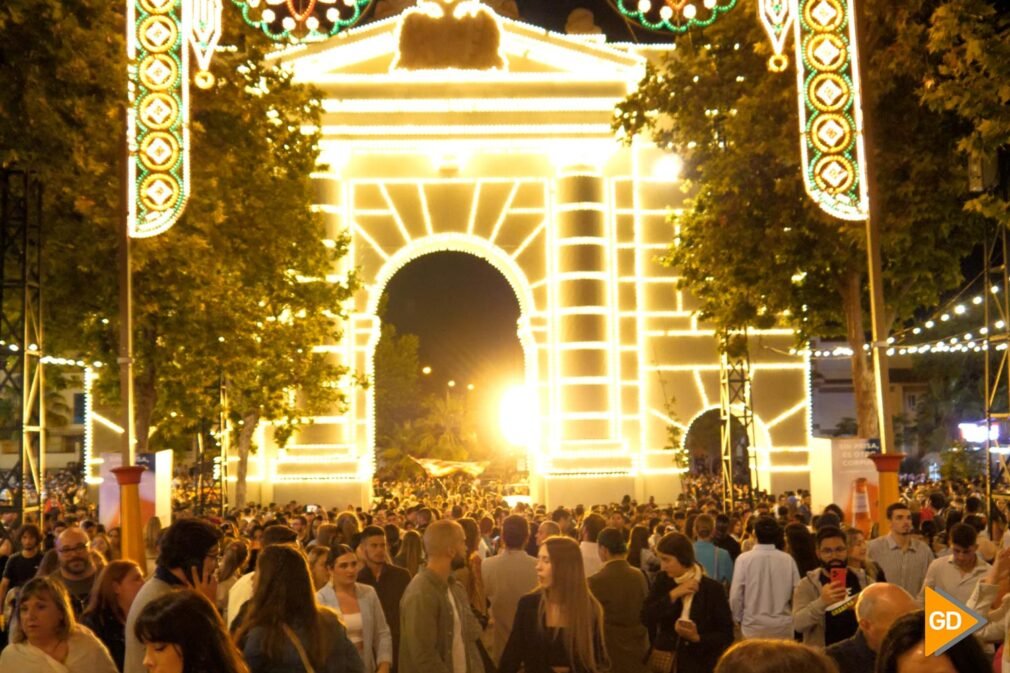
left=829, top=567, right=847, bottom=587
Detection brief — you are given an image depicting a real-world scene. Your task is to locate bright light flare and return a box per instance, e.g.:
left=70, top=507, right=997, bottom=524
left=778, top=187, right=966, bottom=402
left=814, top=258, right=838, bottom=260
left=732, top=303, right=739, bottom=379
left=500, top=384, right=535, bottom=446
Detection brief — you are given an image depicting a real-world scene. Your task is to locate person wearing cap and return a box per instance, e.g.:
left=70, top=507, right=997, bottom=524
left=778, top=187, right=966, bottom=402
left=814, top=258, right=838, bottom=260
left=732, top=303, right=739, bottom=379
left=588, top=527, right=649, bottom=673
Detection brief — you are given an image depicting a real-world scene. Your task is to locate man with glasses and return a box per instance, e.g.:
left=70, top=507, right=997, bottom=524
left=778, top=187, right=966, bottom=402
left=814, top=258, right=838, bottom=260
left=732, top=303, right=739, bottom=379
left=54, top=526, right=98, bottom=616
left=793, top=526, right=869, bottom=648
left=918, top=522, right=989, bottom=605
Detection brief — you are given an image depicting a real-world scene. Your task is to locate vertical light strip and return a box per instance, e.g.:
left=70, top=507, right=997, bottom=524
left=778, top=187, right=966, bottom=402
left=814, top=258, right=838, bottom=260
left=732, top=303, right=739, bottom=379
left=606, top=178, right=622, bottom=442
left=128, top=0, right=190, bottom=237
left=792, top=0, right=869, bottom=221
left=466, top=181, right=481, bottom=235
left=633, top=145, right=649, bottom=477
left=83, top=367, right=96, bottom=484
left=417, top=183, right=434, bottom=236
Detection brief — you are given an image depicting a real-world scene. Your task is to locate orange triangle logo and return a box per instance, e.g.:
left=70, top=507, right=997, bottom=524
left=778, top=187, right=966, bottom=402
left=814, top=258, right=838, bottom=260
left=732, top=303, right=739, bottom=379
left=924, top=586, right=987, bottom=656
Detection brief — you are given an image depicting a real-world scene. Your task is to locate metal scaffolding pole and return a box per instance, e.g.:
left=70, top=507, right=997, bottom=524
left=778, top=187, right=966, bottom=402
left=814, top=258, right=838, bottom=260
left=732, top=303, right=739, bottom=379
left=0, top=169, right=45, bottom=525
left=720, top=331, right=757, bottom=511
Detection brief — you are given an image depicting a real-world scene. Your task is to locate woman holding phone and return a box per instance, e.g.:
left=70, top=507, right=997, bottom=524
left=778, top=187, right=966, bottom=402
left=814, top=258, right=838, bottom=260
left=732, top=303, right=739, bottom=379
left=792, top=526, right=869, bottom=648
left=642, top=532, right=733, bottom=673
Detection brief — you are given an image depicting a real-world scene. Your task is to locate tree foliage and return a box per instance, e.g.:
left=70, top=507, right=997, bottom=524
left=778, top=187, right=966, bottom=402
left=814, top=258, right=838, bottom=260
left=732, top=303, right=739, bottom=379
left=374, top=320, right=423, bottom=445
left=924, top=0, right=1010, bottom=224
left=614, top=0, right=978, bottom=436
left=1, top=5, right=357, bottom=505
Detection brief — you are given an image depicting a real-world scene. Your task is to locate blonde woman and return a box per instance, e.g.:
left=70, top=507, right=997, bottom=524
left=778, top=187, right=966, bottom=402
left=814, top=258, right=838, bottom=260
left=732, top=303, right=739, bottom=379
left=499, top=536, right=608, bottom=673
left=0, top=576, right=118, bottom=673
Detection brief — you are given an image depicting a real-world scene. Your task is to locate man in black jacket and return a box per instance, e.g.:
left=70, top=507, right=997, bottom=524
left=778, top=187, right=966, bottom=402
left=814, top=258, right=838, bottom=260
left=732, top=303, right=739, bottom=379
left=825, top=582, right=916, bottom=673
left=712, top=514, right=741, bottom=562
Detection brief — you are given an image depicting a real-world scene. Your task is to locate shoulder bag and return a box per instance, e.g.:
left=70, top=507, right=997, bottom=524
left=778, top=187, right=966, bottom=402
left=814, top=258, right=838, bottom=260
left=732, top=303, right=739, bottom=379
left=283, top=624, right=317, bottom=673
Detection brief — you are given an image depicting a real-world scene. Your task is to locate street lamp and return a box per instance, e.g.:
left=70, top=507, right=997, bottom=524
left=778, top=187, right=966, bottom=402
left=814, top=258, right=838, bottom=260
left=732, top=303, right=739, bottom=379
left=447, top=380, right=456, bottom=388
left=421, top=366, right=431, bottom=375
left=466, top=383, right=475, bottom=391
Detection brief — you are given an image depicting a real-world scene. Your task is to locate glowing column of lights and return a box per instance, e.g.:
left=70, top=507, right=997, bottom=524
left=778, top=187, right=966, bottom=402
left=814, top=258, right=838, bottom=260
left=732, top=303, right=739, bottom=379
left=128, top=0, right=190, bottom=237
left=758, top=0, right=795, bottom=72
left=614, top=0, right=739, bottom=33
left=792, top=0, right=869, bottom=221
left=553, top=169, right=621, bottom=454
left=83, top=367, right=99, bottom=485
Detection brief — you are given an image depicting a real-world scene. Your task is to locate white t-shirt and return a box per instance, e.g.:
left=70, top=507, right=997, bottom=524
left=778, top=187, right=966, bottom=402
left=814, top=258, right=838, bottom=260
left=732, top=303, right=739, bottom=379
left=448, top=588, right=466, bottom=673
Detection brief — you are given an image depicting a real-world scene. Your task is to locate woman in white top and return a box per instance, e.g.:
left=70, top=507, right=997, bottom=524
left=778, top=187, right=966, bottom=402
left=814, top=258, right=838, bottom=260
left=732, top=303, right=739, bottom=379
left=0, top=576, right=117, bottom=673
left=316, top=544, right=393, bottom=673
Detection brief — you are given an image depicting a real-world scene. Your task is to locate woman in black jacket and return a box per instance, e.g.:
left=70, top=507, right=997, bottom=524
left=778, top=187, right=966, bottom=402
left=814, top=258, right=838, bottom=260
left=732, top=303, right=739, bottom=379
left=499, top=536, right=608, bottom=673
left=641, top=532, right=733, bottom=673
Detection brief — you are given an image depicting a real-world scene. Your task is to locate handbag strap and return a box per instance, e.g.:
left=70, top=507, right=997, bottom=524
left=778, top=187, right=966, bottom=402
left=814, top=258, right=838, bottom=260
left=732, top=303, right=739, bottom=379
left=283, top=624, right=316, bottom=673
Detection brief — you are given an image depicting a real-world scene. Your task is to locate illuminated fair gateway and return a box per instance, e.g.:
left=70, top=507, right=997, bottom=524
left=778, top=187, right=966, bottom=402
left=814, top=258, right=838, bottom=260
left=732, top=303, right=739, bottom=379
left=242, top=0, right=813, bottom=508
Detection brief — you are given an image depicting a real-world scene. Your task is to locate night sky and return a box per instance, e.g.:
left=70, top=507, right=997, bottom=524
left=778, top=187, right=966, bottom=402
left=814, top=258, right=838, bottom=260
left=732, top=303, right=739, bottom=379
left=382, top=251, right=525, bottom=402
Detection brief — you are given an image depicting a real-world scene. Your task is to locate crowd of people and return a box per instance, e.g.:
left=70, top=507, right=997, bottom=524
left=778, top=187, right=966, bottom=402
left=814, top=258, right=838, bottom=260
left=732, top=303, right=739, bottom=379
left=0, top=473, right=1003, bottom=673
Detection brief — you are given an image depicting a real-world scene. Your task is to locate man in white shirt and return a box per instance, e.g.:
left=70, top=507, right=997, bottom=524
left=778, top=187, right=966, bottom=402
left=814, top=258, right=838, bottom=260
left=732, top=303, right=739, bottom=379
left=729, top=515, right=800, bottom=639
left=919, top=522, right=989, bottom=606
left=580, top=512, right=607, bottom=578
left=867, top=502, right=933, bottom=598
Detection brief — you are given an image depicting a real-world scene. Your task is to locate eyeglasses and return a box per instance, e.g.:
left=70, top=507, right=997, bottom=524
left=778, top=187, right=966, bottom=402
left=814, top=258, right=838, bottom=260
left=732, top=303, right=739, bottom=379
left=58, top=543, right=89, bottom=555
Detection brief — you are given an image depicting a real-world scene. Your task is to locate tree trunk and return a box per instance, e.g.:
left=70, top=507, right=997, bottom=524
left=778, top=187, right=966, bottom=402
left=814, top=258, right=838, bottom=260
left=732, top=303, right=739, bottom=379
left=839, top=268, right=879, bottom=438
left=133, top=368, right=157, bottom=455
left=234, top=411, right=259, bottom=510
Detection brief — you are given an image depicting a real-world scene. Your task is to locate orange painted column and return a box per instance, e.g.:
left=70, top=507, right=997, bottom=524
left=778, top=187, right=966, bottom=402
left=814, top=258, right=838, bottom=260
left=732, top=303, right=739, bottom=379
left=869, top=453, right=904, bottom=536
left=113, top=466, right=147, bottom=570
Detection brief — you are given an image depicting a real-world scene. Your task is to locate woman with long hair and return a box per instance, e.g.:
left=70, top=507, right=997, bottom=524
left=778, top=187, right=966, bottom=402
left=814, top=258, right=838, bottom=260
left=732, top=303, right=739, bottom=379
left=0, top=576, right=118, bottom=672
left=845, top=529, right=884, bottom=582
left=499, top=535, right=608, bottom=673
left=217, top=540, right=249, bottom=615
left=627, top=525, right=651, bottom=569
left=236, top=544, right=364, bottom=673
left=80, top=559, right=145, bottom=671
left=335, top=512, right=362, bottom=547
left=642, top=532, right=734, bottom=673
left=316, top=544, right=393, bottom=673
left=134, top=589, right=248, bottom=673
left=394, top=530, right=423, bottom=577
left=455, top=518, right=488, bottom=621
left=91, top=534, right=114, bottom=564
left=307, top=545, right=332, bottom=591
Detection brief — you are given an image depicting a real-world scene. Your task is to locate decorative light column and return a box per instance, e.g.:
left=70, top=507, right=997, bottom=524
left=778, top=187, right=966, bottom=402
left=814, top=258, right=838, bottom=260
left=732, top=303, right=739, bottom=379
left=551, top=166, right=624, bottom=465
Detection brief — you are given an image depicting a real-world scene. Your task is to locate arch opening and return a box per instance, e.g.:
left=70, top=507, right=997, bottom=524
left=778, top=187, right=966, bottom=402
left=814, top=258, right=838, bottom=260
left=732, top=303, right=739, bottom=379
left=367, top=243, right=537, bottom=486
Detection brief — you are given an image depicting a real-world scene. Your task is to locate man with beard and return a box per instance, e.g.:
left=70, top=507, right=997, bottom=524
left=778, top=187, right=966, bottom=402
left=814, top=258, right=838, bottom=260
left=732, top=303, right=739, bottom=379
left=793, top=526, right=869, bottom=648
left=358, top=525, right=411, bottom=671
left=53, top=526, right=98, bottom=617
left=399, top=519, right=483, bottom=673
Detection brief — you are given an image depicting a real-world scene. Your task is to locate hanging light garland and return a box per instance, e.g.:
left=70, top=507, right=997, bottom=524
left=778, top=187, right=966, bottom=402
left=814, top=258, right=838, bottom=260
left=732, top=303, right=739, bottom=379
left=612, top=0, right=739, bottom=33
left=758, top=0, right=794, bottom=72
left=231, top=0, right=375, bottom=41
